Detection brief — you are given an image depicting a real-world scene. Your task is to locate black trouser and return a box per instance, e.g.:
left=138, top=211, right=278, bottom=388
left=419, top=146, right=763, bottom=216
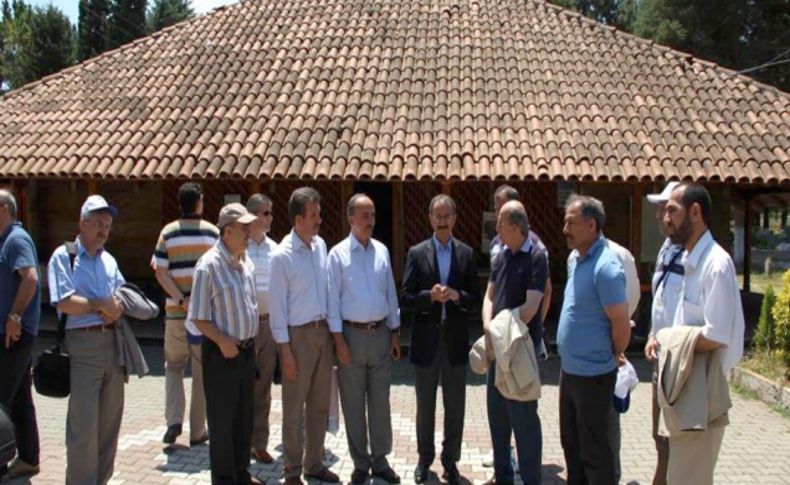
left=0, top=332, right=39, bottom=471
left=202, top=339, right=256, bottom=485
left=414, top=332, right=466, bottom=467
left=559, top=369, right=617, bottom=485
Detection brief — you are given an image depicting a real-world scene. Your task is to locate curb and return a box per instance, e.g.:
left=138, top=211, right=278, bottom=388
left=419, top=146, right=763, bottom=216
left=730, top=366, right=790, bottom=410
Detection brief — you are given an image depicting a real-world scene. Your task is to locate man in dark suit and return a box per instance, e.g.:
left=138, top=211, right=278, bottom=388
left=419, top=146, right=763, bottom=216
left=402, top=194, right=481, bottom=485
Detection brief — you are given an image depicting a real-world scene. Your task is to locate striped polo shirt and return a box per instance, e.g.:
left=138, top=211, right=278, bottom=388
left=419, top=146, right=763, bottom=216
left=188, top=240, right=259, bottom=341
left=151, top=218, right=219, bottom=320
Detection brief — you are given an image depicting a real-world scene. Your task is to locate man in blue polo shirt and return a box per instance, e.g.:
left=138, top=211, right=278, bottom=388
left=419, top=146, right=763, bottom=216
left=482, top=200, right=546, bottom=485
left=0, top=189, right=41, bottom=480
left=557, top=195, right=630, bottom=485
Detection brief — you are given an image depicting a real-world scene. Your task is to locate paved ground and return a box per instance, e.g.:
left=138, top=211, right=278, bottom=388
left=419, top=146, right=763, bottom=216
left=9, top=339, right=790, bottom=484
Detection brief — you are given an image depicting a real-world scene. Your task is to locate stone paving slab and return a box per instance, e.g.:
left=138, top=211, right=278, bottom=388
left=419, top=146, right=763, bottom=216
left=9, top=342, right=790, bottom=484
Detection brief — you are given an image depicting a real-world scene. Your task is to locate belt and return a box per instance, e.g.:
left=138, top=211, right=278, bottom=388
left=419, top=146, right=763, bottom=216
left=297, top=319, right=327, bottom=329
left=238, top=338, right=255, bottom=349
left=69, top=322, right=116, bottom=332
left=343, top=319, right=384, bottom=330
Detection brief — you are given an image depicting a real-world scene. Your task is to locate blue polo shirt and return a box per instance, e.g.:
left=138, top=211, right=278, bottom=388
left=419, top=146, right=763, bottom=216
left=0, top=223, right=41, bottom=336
left=47, top=238, right=125, bottom=329
left=557, top=236, right=626, bottom=376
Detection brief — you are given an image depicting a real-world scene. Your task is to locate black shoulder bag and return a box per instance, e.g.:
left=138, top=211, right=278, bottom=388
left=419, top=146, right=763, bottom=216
left=33, top=242, right=76, bottom=398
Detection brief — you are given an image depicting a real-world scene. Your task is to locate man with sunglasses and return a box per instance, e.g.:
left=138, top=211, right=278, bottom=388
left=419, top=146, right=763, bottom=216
left=245, top=193, right=278, bottom=464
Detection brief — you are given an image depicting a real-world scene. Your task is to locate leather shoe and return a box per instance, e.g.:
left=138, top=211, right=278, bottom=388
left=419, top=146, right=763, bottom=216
left=189, top=432, right=209, bottom=447
left=252, top=448, right=274, bottom=463
left=304, top=467, right=340, bottom=483
left=284, top=478, right=303, bottom=485
left=413, top=464, right=430, bottom=484
left=162, top=423, right=182, bottom=444
left=350, top=468, right=368, bottom=484
left=372, top=466, right=400, bottom=484
left=441, top=462, right=461, bottom=485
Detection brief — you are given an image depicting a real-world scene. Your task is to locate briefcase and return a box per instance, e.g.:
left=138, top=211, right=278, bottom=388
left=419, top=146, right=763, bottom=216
left=33, top=344, right=70, bottom=398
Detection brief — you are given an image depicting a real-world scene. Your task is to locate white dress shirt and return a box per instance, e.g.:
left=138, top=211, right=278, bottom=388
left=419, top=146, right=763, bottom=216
left=268, top=229, right=329, bottom=344
left=247, top=235, right=277, bottom=316
left=672, top=230, right=744, bottom=374
left=327, top=234, right=400, bottom=331
left=650, top=237, right=685, bottom=336
left=606, top=238, right=641, bottom=318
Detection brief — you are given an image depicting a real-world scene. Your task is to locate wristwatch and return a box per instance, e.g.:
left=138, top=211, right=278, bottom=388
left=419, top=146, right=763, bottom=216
left=8, top=313, right=21, bottom=323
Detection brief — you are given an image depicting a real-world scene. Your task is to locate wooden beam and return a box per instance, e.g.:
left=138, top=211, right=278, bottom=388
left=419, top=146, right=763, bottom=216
left=392, top=181, right=404, bottom=282
left=744, top=195, right=753, bottom=292
left=631, top=183, right=643, bottom=261
left=87, top=179, right=98, bottom=195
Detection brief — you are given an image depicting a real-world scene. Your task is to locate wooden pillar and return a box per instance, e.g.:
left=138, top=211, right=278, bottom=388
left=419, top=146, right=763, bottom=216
left=744, top=195, right=753, bottom=292
left=249, top=179, right=261, bottom=195
left=87, top=179, right=98, bottom=195
left=340, top=180, right=354, bottom=235
left=392, top=181, right=404, bottom=282
left=631, top=183, right=642, bottom=260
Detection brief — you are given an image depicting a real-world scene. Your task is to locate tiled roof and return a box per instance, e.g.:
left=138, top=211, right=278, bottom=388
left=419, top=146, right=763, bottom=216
left=1, top=0, right=789, bottom=182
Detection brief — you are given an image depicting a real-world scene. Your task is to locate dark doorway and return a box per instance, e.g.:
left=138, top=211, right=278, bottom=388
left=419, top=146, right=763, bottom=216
left=353, top=182, right=393, bottom=255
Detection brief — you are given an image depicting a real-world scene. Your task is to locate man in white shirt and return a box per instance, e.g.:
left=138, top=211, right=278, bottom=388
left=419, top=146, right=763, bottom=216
left=645, top=181, right=683, bottom=485
left=663, top=183, right=744, bottom=485
left=246, top=194, right=278, bottom=464
left=328, top=194, right=401, bottom=485
left=269, top=187, right=342, bottom=485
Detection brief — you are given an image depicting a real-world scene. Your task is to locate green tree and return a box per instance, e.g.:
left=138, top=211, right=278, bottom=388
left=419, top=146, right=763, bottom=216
left=773, top=270, right=790, bottom=370
left=146, top=0, right=193, bottom=33
left=77, top=0, right=110, bottom=61
left=108, top=0, right=146, bottom=49
left=754, top=285, right=777, bottom=352
left=1, top=1, right=74, bottom=90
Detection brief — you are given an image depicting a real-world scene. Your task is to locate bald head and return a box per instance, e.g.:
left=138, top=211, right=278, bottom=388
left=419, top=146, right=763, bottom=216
left=0, top=189, right=17, bottom=220
left=500, top=200, right=529, bottom=236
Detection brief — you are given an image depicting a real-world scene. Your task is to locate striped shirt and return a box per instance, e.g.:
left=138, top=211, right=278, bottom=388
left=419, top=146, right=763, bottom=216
left=151, top=218, right=219, bottom=320
left=188, top=240, right=258, bottom=341
left=247, top=235, right=277, bottom=316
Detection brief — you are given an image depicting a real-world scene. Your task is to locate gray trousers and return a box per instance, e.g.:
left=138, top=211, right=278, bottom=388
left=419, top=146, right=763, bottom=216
left=414, top=334, right=466, bottom=466
left=252, top=316, right=277, bottom=451
left=65, top=329, right=125, bottom=485
left=337, top=323, right=393, bottom=473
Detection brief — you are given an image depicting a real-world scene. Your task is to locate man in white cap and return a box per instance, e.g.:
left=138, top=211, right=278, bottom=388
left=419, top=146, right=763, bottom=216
left=644, top=181, right=682, bottom=485
left=47, top=194, right=127, bottom=484
left=189, top=202, right=261, bottom=484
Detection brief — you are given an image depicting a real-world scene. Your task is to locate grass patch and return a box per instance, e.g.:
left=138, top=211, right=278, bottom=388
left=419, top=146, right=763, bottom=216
left=732, top=383, right=790, bottom=420
left=738, top=271, right=785, bottom=295
left=740, top=351, right=789, bottom=385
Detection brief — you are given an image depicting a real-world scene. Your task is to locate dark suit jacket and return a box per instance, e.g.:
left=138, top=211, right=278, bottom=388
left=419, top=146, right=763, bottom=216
left=401, top=237, right=481, bottom=368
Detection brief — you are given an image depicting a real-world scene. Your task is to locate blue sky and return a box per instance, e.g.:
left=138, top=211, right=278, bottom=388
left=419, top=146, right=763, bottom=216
left=26, top=0, right=238, bottom=24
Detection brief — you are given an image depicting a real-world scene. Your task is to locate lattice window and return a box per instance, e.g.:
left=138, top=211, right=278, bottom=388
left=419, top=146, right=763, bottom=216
left=403, top=181, right=443, bottom=249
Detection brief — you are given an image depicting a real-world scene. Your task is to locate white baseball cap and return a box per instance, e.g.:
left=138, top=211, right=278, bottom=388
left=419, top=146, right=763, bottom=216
left=81, top=195, right=118, bottom=219
left=646, top=182, right=680, bottom=204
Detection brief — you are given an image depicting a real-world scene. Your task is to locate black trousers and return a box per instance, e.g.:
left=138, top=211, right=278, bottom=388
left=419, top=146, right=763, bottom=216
left=559, top=369, right=617, bottom=485
left=202, top=339, right=256, bottom=485
left=414, top=333, right=466, bottom=467
left=0, top=332, right=39, bottom=469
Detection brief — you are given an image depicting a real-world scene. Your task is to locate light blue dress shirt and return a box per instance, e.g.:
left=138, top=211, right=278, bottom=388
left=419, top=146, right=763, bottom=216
left=47, top=238, right=126, bottom=329
left=433, top=234, right=452, bottom=320
left=327, top=234, right=400, bottom=331
left=269, top=229, right=329, bottom=343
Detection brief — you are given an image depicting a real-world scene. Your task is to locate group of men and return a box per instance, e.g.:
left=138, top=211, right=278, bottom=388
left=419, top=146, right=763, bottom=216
left=0, top=179, right=743, bottom=485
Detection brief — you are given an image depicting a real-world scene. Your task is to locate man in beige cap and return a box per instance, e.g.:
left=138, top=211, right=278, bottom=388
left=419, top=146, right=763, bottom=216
left=189, top=202, right=262, bottom=484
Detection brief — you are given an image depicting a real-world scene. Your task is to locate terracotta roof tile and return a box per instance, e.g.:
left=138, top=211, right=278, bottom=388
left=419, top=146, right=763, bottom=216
left=0, top=0, right=789, bottom=181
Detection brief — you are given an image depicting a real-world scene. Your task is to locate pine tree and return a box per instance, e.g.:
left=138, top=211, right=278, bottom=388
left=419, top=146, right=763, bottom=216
left=77, top=0, right=110, bottom=61
left=146, top=0, right=193, bottom=33
left=108, top=0, right=146, bottom=49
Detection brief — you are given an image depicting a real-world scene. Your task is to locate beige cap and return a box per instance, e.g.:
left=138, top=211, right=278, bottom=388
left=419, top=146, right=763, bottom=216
left=646, top=181, right=680, bottom=204
left=218, top=203, right=257, bottom=228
